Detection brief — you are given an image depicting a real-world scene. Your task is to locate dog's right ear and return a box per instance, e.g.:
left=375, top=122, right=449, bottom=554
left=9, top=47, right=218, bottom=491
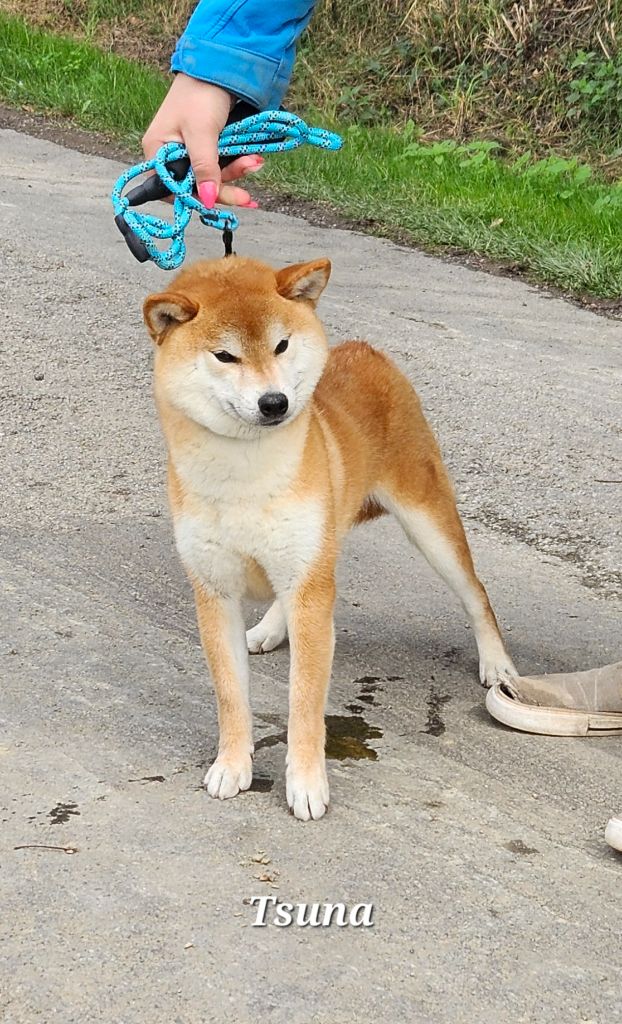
left=143, top=292, right=199, bottom=345
left=275, top=258, right=331, bottom=306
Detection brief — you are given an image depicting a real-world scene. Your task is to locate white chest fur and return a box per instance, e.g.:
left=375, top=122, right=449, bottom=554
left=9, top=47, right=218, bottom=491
left=169, top=421, right=326, bottom=596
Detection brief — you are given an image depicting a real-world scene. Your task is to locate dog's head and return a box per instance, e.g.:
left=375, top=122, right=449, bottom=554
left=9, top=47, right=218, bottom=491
left=143, top=256, right=331, bottom=439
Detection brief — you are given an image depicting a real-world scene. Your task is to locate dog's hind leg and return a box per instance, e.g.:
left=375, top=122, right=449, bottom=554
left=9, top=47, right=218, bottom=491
left=246, top=600, right=288, bottom=654
left=376, top=477, right=516, bottom=688
left=193, top=584, right=254, bottom=800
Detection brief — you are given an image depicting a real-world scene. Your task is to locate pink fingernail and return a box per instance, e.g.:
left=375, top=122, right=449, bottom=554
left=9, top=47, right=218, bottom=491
left=244, top=201, right=259, bottom=209
left=242, top=159, right=264, bottom=175
left=198, top=181, right=218, bottom=207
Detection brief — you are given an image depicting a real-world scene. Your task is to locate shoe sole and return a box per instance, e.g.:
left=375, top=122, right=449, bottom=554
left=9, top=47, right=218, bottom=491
left=486, top=684, right=622, bottom=737
left=605, top=818, right=622, bottom=853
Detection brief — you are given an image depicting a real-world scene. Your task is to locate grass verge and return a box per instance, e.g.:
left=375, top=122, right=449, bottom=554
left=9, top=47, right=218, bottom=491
left=1, top=12, right=622, bottom=300
left=0, top=11, right=166, bottom=145
left=6, top=0, right=622, bottom=159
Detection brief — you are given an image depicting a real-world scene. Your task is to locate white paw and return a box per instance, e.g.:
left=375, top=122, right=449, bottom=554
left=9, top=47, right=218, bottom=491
left=286, top=762, right=330, bottom=821
left=246, top=621, right=287, bottom=654
left=204, top=754, right=253, bottom=800
left=479, top=653, right=518, bottom=689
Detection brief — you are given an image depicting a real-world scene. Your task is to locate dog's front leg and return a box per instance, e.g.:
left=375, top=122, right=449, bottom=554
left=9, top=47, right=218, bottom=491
left=193, top=583, right=254, bottom=800
left=284, top=569, right=336, bottom=821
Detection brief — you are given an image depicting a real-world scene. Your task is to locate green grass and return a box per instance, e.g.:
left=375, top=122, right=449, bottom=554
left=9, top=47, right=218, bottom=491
left=1, top=11, right=622, bottom=299
left=0, top=12, right=166, bottom=145
left=15, top=0, right=622, bottom=154
left=264, top=130, right=622, bottom=297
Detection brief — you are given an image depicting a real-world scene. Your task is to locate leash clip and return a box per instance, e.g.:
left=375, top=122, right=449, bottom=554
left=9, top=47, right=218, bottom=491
left=222, top=219, right=235, bottom=258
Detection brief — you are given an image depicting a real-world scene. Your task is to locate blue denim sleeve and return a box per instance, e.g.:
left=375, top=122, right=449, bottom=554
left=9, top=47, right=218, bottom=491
left=171, top=1, right=317, bottom=110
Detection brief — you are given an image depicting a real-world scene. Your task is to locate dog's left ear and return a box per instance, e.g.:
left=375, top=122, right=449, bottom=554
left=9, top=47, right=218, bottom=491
left=143, top=292, right=199, bottom=345
left=276, top=258, right=331, bottom=306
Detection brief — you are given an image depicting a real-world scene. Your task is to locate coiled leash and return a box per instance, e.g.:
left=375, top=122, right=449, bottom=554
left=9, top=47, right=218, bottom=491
left=111, top=103, right=342, bottom=271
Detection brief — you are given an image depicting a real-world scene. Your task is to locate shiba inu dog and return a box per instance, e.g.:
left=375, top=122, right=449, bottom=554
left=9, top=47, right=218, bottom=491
left=143, top=256, right=516, bottom=821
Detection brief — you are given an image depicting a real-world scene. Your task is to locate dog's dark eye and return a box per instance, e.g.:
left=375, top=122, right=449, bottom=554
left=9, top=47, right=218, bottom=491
left=275, top=338, right=289, bottom=355
left=213, top=350, right=239, bottom=364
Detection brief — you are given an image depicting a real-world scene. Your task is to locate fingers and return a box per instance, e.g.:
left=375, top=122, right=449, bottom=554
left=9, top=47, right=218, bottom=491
left=218, top=184, right=258, bottom=208
left=134, top=154, right=260, bottom=210
left=192, top=152, right=264, bottom=208
left=176, top=79, right=231, bottom=202
left=181, top=126, right=220, bottom=210
left=217, top=156, right=263, bottom=209
left=221, top=155, right=264, bottom=182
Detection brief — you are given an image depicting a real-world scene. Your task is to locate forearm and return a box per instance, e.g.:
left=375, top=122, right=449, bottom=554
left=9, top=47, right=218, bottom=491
left=171, top=1, right=317, bottom=109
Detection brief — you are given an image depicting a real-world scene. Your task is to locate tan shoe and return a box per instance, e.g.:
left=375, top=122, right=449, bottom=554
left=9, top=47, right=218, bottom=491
left=486, top=662, right=622, bottom=736
left=605, top=817, right=622, bottom=853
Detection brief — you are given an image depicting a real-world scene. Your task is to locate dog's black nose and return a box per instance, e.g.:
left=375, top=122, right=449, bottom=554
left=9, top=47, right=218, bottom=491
left=258, top=392, right=289, bottom=419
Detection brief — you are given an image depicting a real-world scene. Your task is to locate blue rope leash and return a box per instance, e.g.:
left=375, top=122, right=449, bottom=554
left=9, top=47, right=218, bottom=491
left=111, top=110, right=342, bottom=271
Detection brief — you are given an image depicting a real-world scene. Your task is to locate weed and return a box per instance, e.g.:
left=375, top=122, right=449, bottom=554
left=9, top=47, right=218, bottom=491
left=567, top=49, right=622, bottom=144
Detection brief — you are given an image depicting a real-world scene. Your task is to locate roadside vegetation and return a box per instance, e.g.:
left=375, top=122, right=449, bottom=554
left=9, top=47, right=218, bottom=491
left=1, top=2, right=622, bottom=301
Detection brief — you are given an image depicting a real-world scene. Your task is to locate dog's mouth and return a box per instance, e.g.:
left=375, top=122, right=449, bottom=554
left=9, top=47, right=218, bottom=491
left=261, top=415, right=287, bottom=427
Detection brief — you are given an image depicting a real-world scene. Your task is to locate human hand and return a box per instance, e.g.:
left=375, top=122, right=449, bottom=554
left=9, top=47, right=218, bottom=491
left=142, top=74, right=261, bottom=208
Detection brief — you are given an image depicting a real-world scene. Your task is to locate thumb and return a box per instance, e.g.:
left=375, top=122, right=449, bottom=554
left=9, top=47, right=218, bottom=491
left=186, top=126, right=222, bottom=208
